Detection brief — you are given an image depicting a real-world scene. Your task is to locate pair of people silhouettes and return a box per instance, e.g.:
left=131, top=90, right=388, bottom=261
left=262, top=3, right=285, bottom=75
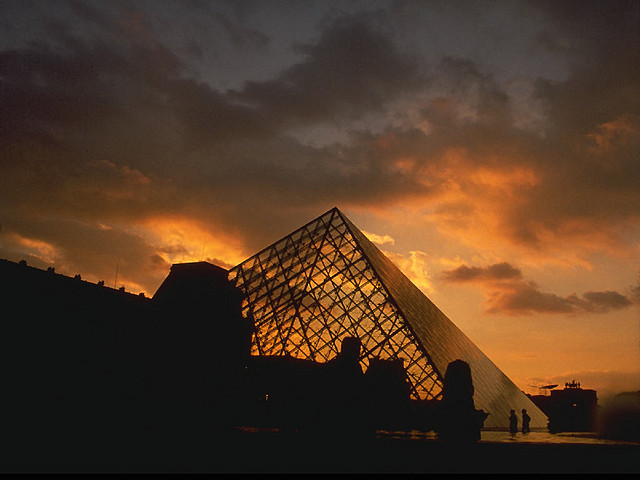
left=509, top=408, right=530, bottom=435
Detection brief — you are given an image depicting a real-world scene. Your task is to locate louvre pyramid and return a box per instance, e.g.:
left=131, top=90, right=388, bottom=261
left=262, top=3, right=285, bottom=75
left=229, top=207, right=547, bottom=429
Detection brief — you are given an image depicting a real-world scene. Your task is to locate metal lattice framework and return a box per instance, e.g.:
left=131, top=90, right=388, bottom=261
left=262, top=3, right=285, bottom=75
left=229, top=208, right=444, bottom=400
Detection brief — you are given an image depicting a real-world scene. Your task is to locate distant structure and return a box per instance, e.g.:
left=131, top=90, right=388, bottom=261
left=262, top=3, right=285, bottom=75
left=228, top=207, right=546, bottom=429
left=528, top=380, right=598, bottom=432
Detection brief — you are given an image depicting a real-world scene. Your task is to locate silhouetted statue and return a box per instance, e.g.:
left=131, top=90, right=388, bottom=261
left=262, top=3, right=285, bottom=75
left=521, top=408, right=530, bottom=434
left=334, top=336, right=363, bottom=371
left=437, top=359, right=488, bottom=442
left=327, top=336, right=364, bottom=400
left=365, top=357, right=412, bottom=430
left=321, top=336, right=371, bottom=437
left=509, top=409, right=518, bottom=435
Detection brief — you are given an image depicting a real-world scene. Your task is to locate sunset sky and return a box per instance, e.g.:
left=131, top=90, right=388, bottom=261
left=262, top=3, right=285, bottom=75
left=1, top=0, right=639, bottom=402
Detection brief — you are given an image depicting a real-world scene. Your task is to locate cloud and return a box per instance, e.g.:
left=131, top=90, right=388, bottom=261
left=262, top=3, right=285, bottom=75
left=0, top=214, right=164, bottom=294
left=0, top=11, right=443, bottom=275
left=367, top=2, right=640, bottom=259
left=384, top=250, right=434, bottom=293
left=231, top=15, right=424, bottom=126
left=211, top=10, right=269, bottom=50
left=442, top=262, right=635, bottom=315
left=362, top=230, right=395, bottom=246
left=0, top=2, right=638, bottom=295
left=442, top=262, right=522, bottom=282
left=488, top=283, right=633, bottom=316
left=579, top=291, right=635, bottom=312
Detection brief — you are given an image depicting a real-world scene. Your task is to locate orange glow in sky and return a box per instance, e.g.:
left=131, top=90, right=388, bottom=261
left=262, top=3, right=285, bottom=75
left=1, top=0, right=638, bottom=402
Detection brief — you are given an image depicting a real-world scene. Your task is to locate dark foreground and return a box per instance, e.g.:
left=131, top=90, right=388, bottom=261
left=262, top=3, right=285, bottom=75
left=3, top=429, right=639, bottom=474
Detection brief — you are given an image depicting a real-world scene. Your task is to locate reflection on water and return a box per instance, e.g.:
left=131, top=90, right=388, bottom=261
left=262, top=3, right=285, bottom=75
left=377, top=429, right=640, bottom=446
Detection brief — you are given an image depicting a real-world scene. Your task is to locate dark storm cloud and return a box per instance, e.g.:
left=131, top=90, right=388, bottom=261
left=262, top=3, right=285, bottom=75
left=364, top=1, right=640, bottom=252
left=0, top=5, right=263, bottom=289
left=441, top=262, right=522, bottom=282
left=0, top=8, right=429, bottom=288
left=488, top=284, right=634, bottom=316
left=489, top=282, right=576, bottom=315
left=508, top=0, right=640, bottom=245
left=1, top=1, right=638, bottom=295
left=0, top=15, right=267, bottom=207
left=442, top=263, right=635, bottom=316
left=579, top=291, right=634, bottom=312
left=231, top=15, right=424, bottom=125
left=2, top=2, right=636, bottom=225
left=211, top=10, right=270, bottom=49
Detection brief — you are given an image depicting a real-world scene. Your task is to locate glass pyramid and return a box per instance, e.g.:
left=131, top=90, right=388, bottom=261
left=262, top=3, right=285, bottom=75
left=229, top=207, right=547, bottom=429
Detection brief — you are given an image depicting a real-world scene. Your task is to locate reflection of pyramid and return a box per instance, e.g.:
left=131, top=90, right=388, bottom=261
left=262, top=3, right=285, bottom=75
left=229, top=207, right=547, bottom=428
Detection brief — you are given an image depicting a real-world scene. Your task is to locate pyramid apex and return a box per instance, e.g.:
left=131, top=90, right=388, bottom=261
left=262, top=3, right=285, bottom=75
left=328, top=206, right=348, bottom=219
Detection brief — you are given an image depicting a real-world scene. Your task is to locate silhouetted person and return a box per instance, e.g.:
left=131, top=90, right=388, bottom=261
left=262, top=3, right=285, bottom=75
left=437, top=359, right=487, bottom=442
left=509, top=409, right=518, bottom=435
left=521, top=408, right=530, bottom=434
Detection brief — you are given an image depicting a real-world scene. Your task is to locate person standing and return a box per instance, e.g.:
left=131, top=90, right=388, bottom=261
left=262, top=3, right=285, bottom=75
left=509, top=409, right=518, bottom=435
left=521, top=409, right=531, bottom=434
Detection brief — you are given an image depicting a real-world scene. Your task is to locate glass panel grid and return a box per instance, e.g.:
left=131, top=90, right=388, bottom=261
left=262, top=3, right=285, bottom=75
left=229, top=209, right=444, bottom=401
